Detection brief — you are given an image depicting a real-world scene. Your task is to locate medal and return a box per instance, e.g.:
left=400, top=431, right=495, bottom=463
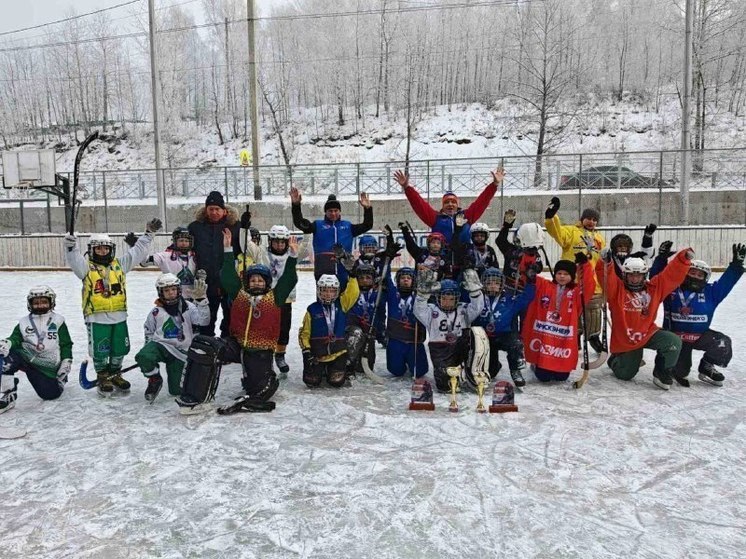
left=680, top=306, right=691, bottom=316
left=445, top=332, right=457, bottom=343
left=36, top=343, right=45, bottom=351
left=548, top=311, right=560, bottom=323
left=253, top=309, right=262, bottom=319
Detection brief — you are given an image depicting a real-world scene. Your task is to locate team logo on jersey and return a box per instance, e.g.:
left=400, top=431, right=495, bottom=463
left=24, top=326, right=34, bottom=335
left=97, top=341, right=111, bottom=352
left=540, top=295, right=550, bottom=309
left=533, top=320, right=573, bottom=337
left=152, top=308, right=159, bottom=316
left=431, top=311, right=439, bottom=319
left=48, top=323, right=57, bottom=332
left=624, top=292, right=651, bottom=313
left=567, top=291, right=574, bottom=299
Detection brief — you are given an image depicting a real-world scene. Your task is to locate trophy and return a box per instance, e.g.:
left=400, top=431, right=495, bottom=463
left=408, top=378, right=435, bottom=411
left=474, top=370, right=490, bottom=413
left=446, top=366, right=461, bottom=412
left=489, top=380, right=519, bottom=413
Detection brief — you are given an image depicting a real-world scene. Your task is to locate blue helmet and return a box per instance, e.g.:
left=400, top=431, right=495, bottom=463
left=244, top=264, right=272, bottom=295
left=358, top=235, right=378, bottom=254
left=438, top=279, right=460, bottom=311
left=395, top=267, right=416, bottom=295
left=481, top=267, right=504, bottom=293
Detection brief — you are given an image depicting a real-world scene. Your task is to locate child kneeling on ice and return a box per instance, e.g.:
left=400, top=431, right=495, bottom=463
left=522, top=254, right=594, bottom=382
left=0, top=287, right=73, bottom=412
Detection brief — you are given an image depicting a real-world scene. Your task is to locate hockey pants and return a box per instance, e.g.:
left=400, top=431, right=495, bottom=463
left=135, top=341, right=186, bottom=396
left=2, top=350, right=64, bottom=400
left=386, top=338, right=428, bottom=378
left=222, top=338, right=279, bottom=401
left=86, top=321, right=130, bottom=375
left=488, top=332, right=525, bottom=380
left=610, top=330, right=682, bottom=381
left=304, top=353, right=347, bottom=388
left=664, top=329, right=732, bottom=378
left=532, top=366, right=570, bottom=382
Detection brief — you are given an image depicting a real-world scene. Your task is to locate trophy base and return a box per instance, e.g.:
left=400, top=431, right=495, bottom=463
left=409, top=402, right=435, bottom=411
left=489, top=404, right=519, bottom=413
left=476, top=405, right=487, bottom=414
left=448, top=404, right=459, bottom=413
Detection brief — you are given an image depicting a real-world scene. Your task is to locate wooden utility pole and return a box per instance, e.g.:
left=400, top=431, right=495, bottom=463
left=680, top=0, right=693, bottom=224
left=247, top=0, right=262, bottom=200
left=148, top=0, right=166, bottom=223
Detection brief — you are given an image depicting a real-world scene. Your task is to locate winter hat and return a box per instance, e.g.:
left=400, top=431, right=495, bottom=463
left=324, top=195, right=341, bottom=212
left=554, top=260, right=577, bottom=282
left=442, top=191, right=459, bottom=205
left=205, top=190, right=225, bottom=209
left=580, top=208, right=600, bottom=222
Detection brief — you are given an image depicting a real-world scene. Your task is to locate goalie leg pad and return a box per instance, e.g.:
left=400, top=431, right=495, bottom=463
left=179, top=335, right=225, bottom=405
left=463, top=327, right=490, bottom=389
left=240, top=349, right=279, bottom=402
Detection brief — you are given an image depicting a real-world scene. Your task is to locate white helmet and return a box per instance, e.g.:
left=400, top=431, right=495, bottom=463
left=27, top=285, right=56, bottom=314
left=268, top=225, right=290, bottom=240
left=89, top=233, right=114, bottom=247
left=317, top=274, right=340, bottom=303
left=621, top=257, right=648, bottom=292
left=155, top=273, right=181, bottom=305
left=689, top=259, right=711, bottom=282
left=515, top=223, right=544, bottom=248
left=87, top=233, right=116, bottom=265
left=470, top=222, right=490, bottom=244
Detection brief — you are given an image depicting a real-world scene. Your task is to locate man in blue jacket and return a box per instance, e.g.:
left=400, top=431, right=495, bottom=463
left=290, top=187, right=373, bottom=289
left=651, top=241, right=745, bottom=386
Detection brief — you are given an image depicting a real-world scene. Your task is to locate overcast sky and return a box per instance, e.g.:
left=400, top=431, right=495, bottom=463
left=0, top=0, right=289, bottom=36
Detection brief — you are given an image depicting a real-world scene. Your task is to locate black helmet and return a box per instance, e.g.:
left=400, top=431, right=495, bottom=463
left=171, top=227, right=193, bottom=253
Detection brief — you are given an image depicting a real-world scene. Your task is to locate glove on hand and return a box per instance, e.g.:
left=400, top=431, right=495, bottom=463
left=685, top=250, right=695, bottom=261
left=574, top=252, right=589, bottom=265
left=545, top=197, right=560, bottom=219
left=192, top=277, right=207, bottom=300
left=57, top=359, right=72, bottom=384
left=63, top=234, right=77, bottom=252
left=644, top=223, right=657, bottom=236
left=455, top=213, right=467, bottom=228
left=599, top=247, right=612, bottom=263
left=302, top=350, right=317, bottom=369
left=0, top=339, right=11, bottom=357
left=195, top=269, right=207, bottom=281
left=124, top=232, right=138, bottom=248
left=461, top=269, right=483, bottom=295
left=146, top=218, right=163, bottom=233
left=732, top=243, right=746, bottom=266
left=333, top=244, right=356, bottom=273
left=240, top=209, right=252, bottom=229
left=658, top=240, right=675, bottom=259
left=503, top=209, right=516, bottom=225
left=416, top=268, right=438, bottom=296
left=525, top=263, right=541, bottom=283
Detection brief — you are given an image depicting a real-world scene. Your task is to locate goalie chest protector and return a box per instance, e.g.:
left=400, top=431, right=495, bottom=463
left=229, top=290, right=280, bottom=350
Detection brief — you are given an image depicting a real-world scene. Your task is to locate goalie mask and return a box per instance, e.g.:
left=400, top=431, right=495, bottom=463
left=437, top=279, right=460, bottom=312
left=155, top=273, right=182, bottom=306
left=395, top=267, right=416, bottom=296
left=244, top=264, right=272, bottom=296
left=268, top=225, right=290, bottom=256
left=356, top=262, right=376, bottom=291
left=87, top=233, right=116, bottom=266
left=317, top=274, right=340, bottom=304
left=481, top=268, right=503, bottom=295
left=27, top=285, right=56, bottom=314
left=681, top=259, right=711, bottom=293
left=621, top=257, right=649, bottom=292
left=470, top=222, right=490, bottom=246
left=358, top=235, right=379, bottom=257
left=171, top=227, right=193, bottom=254
left=515, top=223, right=544, bottom=249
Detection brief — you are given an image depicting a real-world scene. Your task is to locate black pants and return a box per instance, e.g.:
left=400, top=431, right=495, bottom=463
left=205, top=290, right=232, bottom=338
left=671, top=329, right=732, bottom=377
left=2, top=351, right=64, bottom=400
left=488, top=332, right=525, bottom=379
left=304, top=353, right=347, bottom=388
left=430, top=337, right=470, bottom=392
left=222, top=338, right=278, bottom=401
left=277, top=303, right=292, bottom=348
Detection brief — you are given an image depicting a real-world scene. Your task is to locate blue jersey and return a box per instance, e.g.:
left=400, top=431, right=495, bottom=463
left=347, top=288, right=385, bottom=333
left=385, top=275, right=425, bottom=343
left=471, top=284, right=536, bottom=337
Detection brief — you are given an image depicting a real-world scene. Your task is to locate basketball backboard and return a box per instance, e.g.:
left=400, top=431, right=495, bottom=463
left=1, top=149, right=56, bottom=188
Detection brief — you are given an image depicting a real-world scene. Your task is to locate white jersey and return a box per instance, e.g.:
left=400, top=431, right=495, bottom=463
left=11, top=311, right=71, bottom=376
left=151, top=250, right=198, bottom=299
left=268, top=251, right=297, bottom=302
left=413, top=292, right=484, bottom=344
left=143, top=299, right=210, bottom=362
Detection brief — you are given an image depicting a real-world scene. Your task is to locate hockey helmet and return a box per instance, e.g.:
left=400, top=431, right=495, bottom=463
left=356, top=262, right=377, bottom=291
left=171, top=227, right=193, bottom=253
left=426, top=232, right=446, bottom=253
left=610, top=234, right=633, bottom=258
left=244, top=264, right=272, bottom=295
left=317, top=274, right=340, bottom=303
left=515, top=223, right=544, bottom=249
left=470, top=222, right=490, bottom=245
left=358, top=235, right=379, bottom=255
left=395, top=267, right=416, bottom=295
left=481, top=267, right=504, bottom=294
left=27, top=285, right=56, bottom=314
left=249, top=227, right=261, bottom=245
left=268, top=225, right=290, bottom=255
left=155, top=273, right=182, bottom=305
left=437, top=279, right=460, bottom=311
left=268, top=225, right=290, bottom=240
left=87, top=233, right=116, bottom=266
left=682, top=259, right=711, bottom=292
left=621, top=257, right=648, bottom=292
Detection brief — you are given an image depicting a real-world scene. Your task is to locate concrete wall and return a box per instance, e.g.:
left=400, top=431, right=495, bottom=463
left=2, top=189, right=746, bottom=235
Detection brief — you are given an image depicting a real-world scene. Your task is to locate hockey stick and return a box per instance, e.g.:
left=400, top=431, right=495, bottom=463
left=242, top=204, right=250, bottom=275
left=359, top=256, right=391, bottom=384
left=69, top=131, right=99, bottom=235
left=573, top=268, right=608, bottom=389
left=78, top=360, right=139, bottom=390
left=539, top=246, right=554, bottom=275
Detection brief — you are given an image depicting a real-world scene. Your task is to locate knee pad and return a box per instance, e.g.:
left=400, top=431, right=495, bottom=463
left=327, top=369, right=346, bottom=387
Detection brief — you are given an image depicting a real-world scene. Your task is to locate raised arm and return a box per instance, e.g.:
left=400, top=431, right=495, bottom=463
left=463, top=167, right=503, bottom=223
left=395, top=170, right=437, bottom=228
left=351, top=193, right=374, bottom=236
left=290, top=185, right=316, bottom=234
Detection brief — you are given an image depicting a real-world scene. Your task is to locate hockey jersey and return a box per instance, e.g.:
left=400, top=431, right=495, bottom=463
left=144, top=299, right=210, bottom=361
left=347, top=288, right=385, bottom=334
left=385, top=275, right=425, bottom=344
left=151, top=249, right=197, bottom=299
left=6, top=311, right=73, bottom=378
left=472, top=283, right=536, bottom=338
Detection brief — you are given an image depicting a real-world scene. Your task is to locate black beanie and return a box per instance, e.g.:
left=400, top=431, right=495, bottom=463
left=580, top=208, right=600, bottom=222
left=205, top=190, right=225, bottom=208
left=324, top=195, right=341, bottom=212
left=554, top=260, right=577, bottom=282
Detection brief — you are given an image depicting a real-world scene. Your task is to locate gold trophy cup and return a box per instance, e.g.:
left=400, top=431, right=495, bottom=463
left=474, top=370, right=489, bottom=413
left=446, top=366, right=461, bottom=412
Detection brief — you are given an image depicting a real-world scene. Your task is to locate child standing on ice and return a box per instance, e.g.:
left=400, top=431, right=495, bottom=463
left=0, top=287, right=73, bottom=413
left=522, top=254, right=594, bottom=382
left=64, top=218, right=161, bottom=397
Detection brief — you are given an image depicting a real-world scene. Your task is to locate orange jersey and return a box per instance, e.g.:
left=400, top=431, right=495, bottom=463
left=600, top=250, right=691, bottom=353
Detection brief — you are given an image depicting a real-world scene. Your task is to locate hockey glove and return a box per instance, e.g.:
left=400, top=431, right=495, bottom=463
left=384, top=238, right=402, bottom=259
left=124, top=232, right=138, bottom=247
left=599, top=247, right=612, bottom=263
left=332, top=244, right=356, bottom=273
left=461, top=268, right=483, bottom=296
left=685, top=249, right=695, bottom=261
left=145, top=218, right=163, bottom=233
left=240, top=208, right=252, bottom=229
left=574, top=252, right=589, bottom=265
left=641, top=223, right=657, bottom=249
left=416, top=268, right=439, bottom=296
left=302, top=350, right=317, bottom=370
left=0, top=339, right=10, bottom=357
left=192, top=278, right=207, bottom=300
left=63, top=234, right=77, bottom=252
left=732, top=243, right=746, bottom=267
left=658, top=240, right=675, bottom=259
left=525, top=263, right=542, bottom=283
left=57, top=359, right=72, bottom=385
left=503, top=209, right=517, bottom=226
left=195, top=269, right=207, bottom=281
left=545, top=196, right=560, bottom=219
left=644, top=223, right=657, bottom=236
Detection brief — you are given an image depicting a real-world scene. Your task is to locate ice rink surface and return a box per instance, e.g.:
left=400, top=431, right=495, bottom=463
left=0, top=270, right=744, bottom=558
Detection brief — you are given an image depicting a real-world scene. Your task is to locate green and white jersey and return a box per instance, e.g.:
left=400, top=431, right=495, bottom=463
left=7, top=311, right=73, bottom=378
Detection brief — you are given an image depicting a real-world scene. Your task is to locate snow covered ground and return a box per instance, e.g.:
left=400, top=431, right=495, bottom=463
left=1, top=270, right=745, bottom=558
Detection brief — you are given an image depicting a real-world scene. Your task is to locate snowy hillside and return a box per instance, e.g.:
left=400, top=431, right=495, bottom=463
left=27, top=97, right=746, bottom=173
left=1, top=270, right=745, bottom=558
